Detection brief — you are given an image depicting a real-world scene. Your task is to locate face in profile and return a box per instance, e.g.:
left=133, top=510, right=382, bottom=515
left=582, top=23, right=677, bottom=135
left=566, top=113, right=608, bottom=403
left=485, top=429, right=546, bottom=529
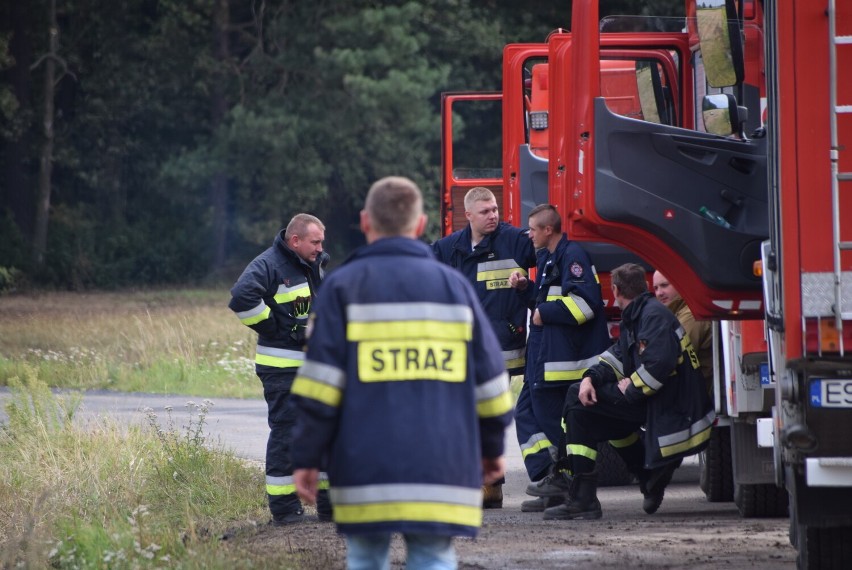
left=292, top=223, right=325, bottom=263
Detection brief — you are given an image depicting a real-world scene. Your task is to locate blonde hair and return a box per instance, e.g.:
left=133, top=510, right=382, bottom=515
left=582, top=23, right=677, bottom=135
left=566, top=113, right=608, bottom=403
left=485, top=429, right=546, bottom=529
left=463, top=187, right=497, bottom=212
left=285, top=213, right=324, bottom=240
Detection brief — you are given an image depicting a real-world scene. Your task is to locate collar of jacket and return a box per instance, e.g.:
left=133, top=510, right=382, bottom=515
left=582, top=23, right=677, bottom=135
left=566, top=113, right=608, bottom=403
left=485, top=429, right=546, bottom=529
left=344, top=236, right=434, bottom=266
left=666, top=296, right=686, bottom=316
left=451, top=221, right=510, bottom=254
left=536, top=232, right=570, bottom=263
left=621, top=291, right=654, bottom=328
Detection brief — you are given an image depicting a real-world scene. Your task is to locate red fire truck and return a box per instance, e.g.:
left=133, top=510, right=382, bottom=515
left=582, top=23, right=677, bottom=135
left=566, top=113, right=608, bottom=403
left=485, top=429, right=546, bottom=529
left=441, top=1, right=852, bottom=567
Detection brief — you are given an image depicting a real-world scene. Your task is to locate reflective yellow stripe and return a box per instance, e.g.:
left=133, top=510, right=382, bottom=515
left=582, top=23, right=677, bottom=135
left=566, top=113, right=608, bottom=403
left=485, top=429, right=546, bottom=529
left=256, top=354, right=304, bottom=368
left=333, top=502, right=481, bottom=527
left=660, top=424, right=712, bottom=457
left=567, top=443, right=598, bottom=461
left=318, top=479, right=330, bottom=490
left=348, top=320, right=472, bottom=342
left=273, top=282, right=310, bottom=304
left=236, top=302, right=271, bottom=325
left=521, top=434, right=553, bottom=458
left=609, top=432, right=640, bottom=448
left=658, top=411, right=716, bottom=456
left=545, top=289, right=594, bottom=325
left=267, top=483, right=296, bottom=496
left=292, top=376, right=343, bottom=407
left=477, top=391, right=513, bottom=418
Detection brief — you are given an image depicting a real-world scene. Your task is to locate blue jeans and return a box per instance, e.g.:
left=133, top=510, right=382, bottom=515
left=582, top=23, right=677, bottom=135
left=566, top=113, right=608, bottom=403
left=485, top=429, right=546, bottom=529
left=345, top=533, right=457, bottom=570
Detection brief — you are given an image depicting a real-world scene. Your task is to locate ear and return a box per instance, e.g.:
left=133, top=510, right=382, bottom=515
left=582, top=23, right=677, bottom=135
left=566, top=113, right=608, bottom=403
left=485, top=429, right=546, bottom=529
left=414, top=214, right=428, bottom=238
left=359, top=210, right=370, bottom=235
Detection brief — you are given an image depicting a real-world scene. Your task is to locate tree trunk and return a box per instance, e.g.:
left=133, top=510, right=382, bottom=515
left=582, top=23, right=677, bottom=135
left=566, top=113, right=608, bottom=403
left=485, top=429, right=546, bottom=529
left=32, top=0, right=58, bottom=269
left=210, top=0, right=230, bottom=274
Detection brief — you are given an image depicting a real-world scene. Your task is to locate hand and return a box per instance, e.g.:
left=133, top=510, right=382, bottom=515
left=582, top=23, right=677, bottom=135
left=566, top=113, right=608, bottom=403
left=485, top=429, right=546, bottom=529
left=578, top=377, right=597, bottom=407
left=532, top=308, right=543, bottom=326
left=482, top=457, right=505, bottom=485
left=294, top=468, right=319, bottom=505
left=617, top=377, right=631, bottom=395
left=508, top=271, right=528, bottom=291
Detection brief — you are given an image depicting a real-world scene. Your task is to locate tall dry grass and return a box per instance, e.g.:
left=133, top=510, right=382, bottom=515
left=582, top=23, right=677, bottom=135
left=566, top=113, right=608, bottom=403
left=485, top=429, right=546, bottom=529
left=0, top=289, right=260, bottom=398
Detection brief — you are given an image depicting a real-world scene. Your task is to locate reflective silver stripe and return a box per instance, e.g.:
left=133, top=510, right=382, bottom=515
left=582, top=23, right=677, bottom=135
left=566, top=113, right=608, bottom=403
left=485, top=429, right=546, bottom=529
left=520, top=432, right=550, bottom=453
left=330, top=483, right=480, bottom=507
left=544, top=356, right=600, bottom=374
left=476, top=372, right=510, bottom=402
left=297, top=360, right=346, bottom=389
left=477, top=259, right=521, bottom=272
left=568, top=294, right=595, bottom=320
left=235, top=301, right=267, bottom=320
left=276, top=282, right=309, bottom=296
left=267, top=475, right=294, bottom=485
left=348, top=303, right=473, bottom=324
left=674, top=325, right=686, bottom=340
left=599, top=349, right=624, bottom=376
left=502, top=347, right=525, bottom=362
left=635, top=364, right=664, bottom=392
left=256, top=346, right=305, bottom=361
left=657, top=410, right=717, bottom=448
left=547, top=285, right=562, bottom=296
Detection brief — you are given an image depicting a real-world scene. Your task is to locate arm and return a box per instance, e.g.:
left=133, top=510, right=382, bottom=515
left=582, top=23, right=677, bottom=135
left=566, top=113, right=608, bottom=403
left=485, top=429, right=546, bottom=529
left=622, top=311, right=681, bottom=403
left=228, top=257, right=279, bottom=337
left=536, top=249, right=603, bottom=327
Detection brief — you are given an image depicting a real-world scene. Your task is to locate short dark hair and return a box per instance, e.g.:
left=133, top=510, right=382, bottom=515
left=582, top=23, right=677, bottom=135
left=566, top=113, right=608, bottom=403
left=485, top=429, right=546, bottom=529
left=528, top=204, right=561, bottom=233
left=611, top=263, right=648, bottom=300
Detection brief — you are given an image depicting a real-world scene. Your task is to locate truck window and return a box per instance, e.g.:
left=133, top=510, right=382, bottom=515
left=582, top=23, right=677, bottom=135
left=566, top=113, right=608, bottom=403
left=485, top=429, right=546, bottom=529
left=450, top=99, right=502, bottom=180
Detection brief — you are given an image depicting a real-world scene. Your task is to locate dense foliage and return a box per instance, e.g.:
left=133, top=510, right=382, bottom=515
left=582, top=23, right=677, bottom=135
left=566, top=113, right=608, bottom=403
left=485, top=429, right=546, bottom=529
left=0, top=0, right=680, bottom=289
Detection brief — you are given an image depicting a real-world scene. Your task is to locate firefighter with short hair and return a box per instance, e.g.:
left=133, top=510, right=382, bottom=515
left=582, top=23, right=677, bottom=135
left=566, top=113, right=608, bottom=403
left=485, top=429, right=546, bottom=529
left=291, top=176, right=512, bottom=569
left=432, top=186, right=536, bottom=508
left=228, top=213, right=331, bottom=525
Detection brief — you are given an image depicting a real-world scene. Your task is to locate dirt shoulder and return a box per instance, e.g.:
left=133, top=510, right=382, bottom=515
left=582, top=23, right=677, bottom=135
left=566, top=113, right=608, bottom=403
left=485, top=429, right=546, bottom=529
left=226, top=461, right=796, bottom=569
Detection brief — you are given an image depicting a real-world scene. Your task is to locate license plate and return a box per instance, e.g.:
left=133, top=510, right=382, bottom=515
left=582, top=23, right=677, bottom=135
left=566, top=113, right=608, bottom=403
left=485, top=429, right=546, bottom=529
left=810, top=378, right=852, bottom=408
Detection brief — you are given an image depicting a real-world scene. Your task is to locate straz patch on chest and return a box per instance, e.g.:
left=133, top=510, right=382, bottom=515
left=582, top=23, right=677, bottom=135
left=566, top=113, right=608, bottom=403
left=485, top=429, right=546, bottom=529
left=486, top=279, right=510, bottom=290
left=358, top=340, right=467, bottom=382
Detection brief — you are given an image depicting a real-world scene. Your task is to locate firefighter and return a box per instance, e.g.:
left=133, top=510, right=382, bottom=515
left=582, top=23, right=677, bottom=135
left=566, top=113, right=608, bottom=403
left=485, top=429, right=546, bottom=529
left=539, top=262, right=714, bottom=520
left=432, top=186, right=536, bottom=508
left=228, top=213, right=332, bottom=526
left=291, top=176, right=512, bottom=569
left=653, top=270, right=713, bottom=391
left=508, top=204, right=610, bottom=512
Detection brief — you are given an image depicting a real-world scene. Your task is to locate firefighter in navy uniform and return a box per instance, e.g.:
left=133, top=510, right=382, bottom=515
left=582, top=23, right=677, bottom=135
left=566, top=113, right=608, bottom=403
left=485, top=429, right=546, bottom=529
left=291, top=177, right=512, bottom=569
left=540, top=262, right=715, bottom=520
left=433, top=187, right=536, bottom=508
left=228, top=213, right=332, bottom=525
left=508, top=204, right=610, bottom=512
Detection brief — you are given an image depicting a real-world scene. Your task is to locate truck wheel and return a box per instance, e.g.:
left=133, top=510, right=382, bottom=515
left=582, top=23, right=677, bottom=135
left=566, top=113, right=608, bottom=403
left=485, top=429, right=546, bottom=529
left=699, top=425, right=733, bottom=502
left=597, top=442, right=635, bottom=487
left=793, top=522, right=852, bottom=570
left=735, top=482, right=789, bottom=518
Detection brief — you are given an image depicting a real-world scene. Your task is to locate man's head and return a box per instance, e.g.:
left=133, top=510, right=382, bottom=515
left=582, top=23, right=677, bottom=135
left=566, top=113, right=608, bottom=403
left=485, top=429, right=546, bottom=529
left=285, top=213, right=325, bottom=263
left=611, top=263, right=649, bottom=310
left=527, top=204, right=562, bottom=251
left=464, top=187, right=499, bottom=240
left=361, top=176, right=427, bottom=243
left=652, top=270, right=681, bottom=306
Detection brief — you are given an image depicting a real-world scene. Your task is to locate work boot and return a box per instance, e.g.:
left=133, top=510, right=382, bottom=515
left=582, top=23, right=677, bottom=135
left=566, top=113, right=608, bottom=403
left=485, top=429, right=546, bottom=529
left=641, top=458, right=682, bottom=514
left=542, top=473, right=602, bottom=520
left=317, top=489, right=333, bottom=522
left=269, top=507, right=305, bottom=526
left=521, top=495, right=565, bottom=513
left=526, top=470, right=572, bottom=497
left=482, top=483, right=504, bottom=509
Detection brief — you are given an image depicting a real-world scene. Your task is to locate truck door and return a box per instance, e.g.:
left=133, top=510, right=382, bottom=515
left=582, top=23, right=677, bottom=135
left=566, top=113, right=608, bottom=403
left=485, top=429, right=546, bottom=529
left=440, top=92, right=503, bottom=235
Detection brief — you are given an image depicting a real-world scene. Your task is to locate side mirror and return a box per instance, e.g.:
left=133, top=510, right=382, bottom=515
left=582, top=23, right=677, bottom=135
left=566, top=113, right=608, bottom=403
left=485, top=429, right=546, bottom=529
left=696, top=0, right=745, bottom=88
left=703, top=93, right=740, bottom=137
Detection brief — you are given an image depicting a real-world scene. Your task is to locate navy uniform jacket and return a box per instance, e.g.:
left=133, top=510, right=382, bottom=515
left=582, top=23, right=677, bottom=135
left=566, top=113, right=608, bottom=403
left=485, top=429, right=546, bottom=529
left=526, top=234, right=610, bottom=388
left=433, top=222, right=536, bottom=375
left=228, top=230, right=329, bottom=373
left=290, top=237, right=513, bottom=538
left=585, top=292, right=715, bottom=468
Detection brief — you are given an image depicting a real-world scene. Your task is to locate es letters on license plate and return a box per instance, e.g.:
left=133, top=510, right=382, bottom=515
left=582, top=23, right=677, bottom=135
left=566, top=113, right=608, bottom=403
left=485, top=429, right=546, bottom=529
left=810, top=378, right=852, bottom=408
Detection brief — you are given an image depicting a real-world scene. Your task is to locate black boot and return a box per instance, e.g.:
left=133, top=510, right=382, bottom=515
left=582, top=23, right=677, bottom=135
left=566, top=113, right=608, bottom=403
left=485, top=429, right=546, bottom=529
left=641, top=458, right=682, bottom=514
left=542, top=473, right=602, bottom=520
left=521, top=495, right=565, bottom=513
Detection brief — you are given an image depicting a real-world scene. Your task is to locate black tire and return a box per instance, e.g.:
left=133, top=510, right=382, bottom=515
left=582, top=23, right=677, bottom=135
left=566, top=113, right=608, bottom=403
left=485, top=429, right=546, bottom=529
left=597, top=442, right=635, bottom=487
left=700, top=425, right=733, bottom=502
left=793, top=522, right=852, bottom=569
left=735, top=482, right=789, bottom=518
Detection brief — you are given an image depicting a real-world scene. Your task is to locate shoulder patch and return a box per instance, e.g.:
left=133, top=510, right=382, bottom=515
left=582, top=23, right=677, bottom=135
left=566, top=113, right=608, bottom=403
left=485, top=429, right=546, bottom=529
left=570, top=262, right=584, bottom=278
